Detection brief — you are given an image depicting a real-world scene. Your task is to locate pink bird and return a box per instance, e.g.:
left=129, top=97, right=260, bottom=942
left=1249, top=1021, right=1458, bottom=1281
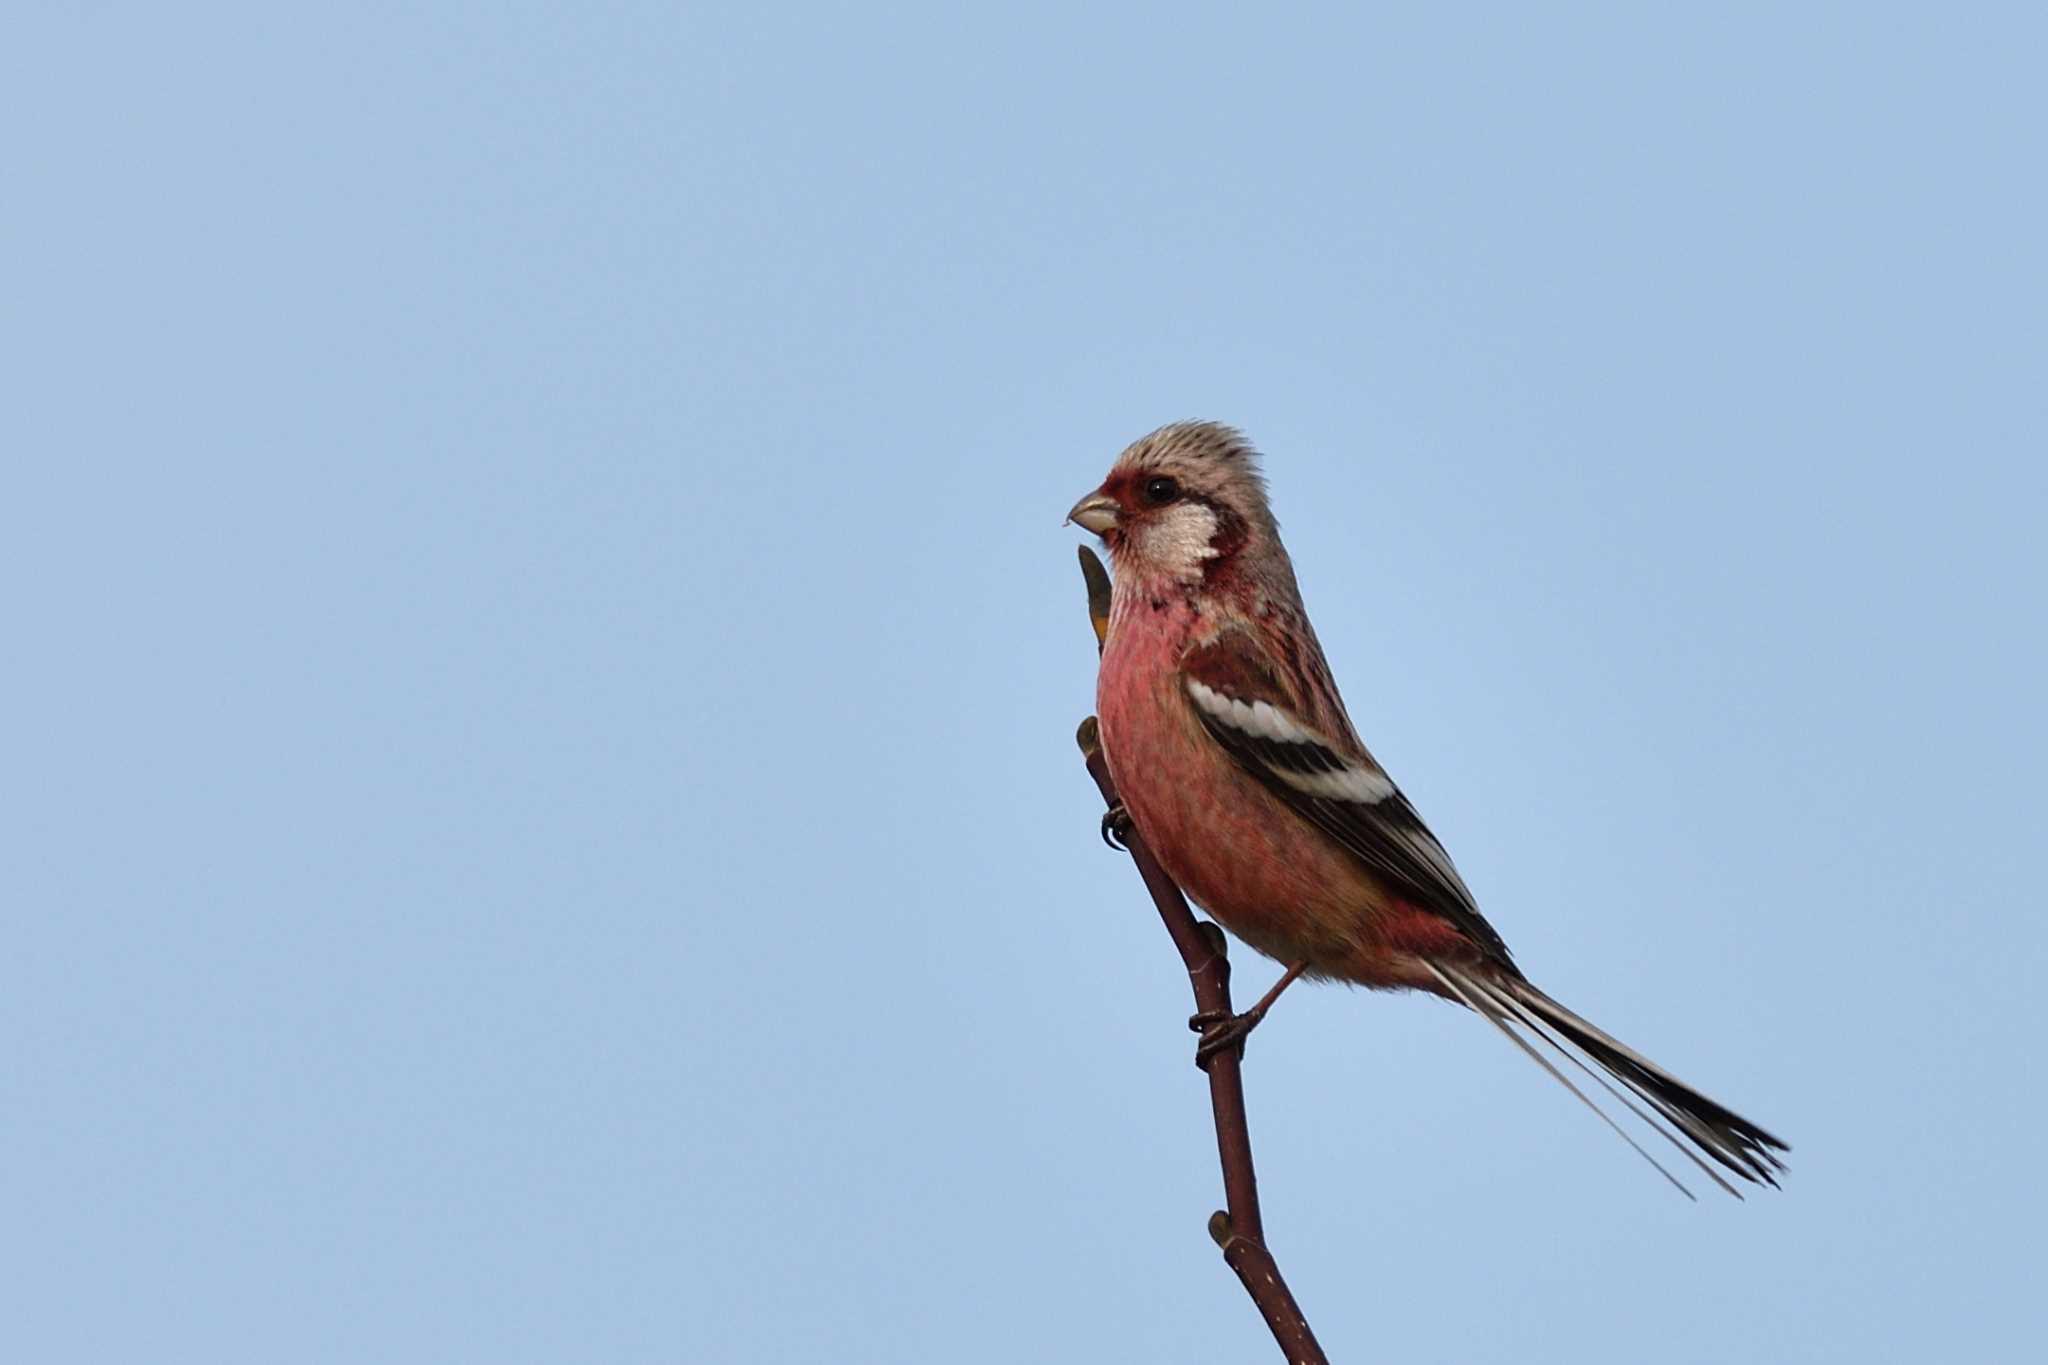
left=1070, top=421, right=1786, bottom=1197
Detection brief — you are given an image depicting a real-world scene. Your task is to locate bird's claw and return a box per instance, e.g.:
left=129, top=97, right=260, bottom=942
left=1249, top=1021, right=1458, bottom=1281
left=1189, top=1006, right=1268, bottom=1070
left=1100, top=802, right=1134, bottom=851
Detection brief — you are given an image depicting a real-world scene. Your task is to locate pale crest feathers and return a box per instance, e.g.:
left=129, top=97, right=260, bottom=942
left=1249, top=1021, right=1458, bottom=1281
left=1114, top=421, right=1278, bottom=535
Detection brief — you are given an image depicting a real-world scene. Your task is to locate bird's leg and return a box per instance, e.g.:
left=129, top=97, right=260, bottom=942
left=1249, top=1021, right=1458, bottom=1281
left=1100, top=801, right=1134, bottom=851
left=1190, top=961, right=1309, bottom=1069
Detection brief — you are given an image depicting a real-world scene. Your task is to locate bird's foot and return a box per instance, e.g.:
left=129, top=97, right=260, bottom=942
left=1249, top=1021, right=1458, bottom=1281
left=1189, top=1004, right=1270, bottom=1070
left=1100, top=802, right=1134, bottom=851
left=1185, top=962, right=1309, bottom=1071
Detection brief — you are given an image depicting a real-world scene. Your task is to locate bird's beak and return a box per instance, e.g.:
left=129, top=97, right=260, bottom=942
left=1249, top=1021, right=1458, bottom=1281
left=1066, top=490, right=1120, bottom=535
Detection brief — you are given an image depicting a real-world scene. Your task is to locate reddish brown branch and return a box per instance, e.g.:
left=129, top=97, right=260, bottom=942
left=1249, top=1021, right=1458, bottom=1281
left=1075, top=547, right=1328, bottom=1365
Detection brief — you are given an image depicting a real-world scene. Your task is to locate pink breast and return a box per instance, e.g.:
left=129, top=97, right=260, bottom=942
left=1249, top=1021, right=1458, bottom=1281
left=1096, top=608, right=1366, bottom=968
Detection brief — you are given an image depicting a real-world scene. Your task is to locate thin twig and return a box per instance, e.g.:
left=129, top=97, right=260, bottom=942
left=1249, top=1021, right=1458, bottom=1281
left=1075, top=545, right=1328, bottom=1365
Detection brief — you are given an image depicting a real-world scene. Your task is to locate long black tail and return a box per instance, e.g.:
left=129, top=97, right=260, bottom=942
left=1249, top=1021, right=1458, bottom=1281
left=1427, top=962, right=1789, bottom=1199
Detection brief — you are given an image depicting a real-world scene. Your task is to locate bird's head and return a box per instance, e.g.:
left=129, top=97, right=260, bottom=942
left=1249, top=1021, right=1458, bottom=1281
left=1066, top=421, right=1281, bottom=587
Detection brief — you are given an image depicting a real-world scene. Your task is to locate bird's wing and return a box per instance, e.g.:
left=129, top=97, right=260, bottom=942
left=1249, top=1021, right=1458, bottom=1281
left=1179, top=633, right=1516, bottom=969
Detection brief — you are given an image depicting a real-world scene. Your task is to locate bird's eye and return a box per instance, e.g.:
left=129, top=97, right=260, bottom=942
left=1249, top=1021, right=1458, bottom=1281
left=1142, top=476, right=1181, bottom=505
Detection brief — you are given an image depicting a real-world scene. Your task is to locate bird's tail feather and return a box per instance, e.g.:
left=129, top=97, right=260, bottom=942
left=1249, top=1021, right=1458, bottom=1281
left=1425, top=962, right=1788, bottom=1200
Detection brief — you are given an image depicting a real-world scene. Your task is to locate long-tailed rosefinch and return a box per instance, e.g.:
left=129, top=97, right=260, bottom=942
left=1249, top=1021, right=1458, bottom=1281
left=1071, top=421, right=1786, bottom=1197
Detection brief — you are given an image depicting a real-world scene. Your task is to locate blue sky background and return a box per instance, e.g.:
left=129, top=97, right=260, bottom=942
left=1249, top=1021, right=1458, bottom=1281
left=6, top=4, right=2045, bottom=1361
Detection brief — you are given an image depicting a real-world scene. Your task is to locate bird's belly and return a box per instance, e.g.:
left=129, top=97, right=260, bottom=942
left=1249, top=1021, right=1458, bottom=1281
left=1099, top=670, right=1379, bottom=975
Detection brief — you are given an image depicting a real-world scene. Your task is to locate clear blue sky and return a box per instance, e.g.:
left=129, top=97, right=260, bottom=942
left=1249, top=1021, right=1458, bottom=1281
left=7, top=4, right=2044, bottom=1361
